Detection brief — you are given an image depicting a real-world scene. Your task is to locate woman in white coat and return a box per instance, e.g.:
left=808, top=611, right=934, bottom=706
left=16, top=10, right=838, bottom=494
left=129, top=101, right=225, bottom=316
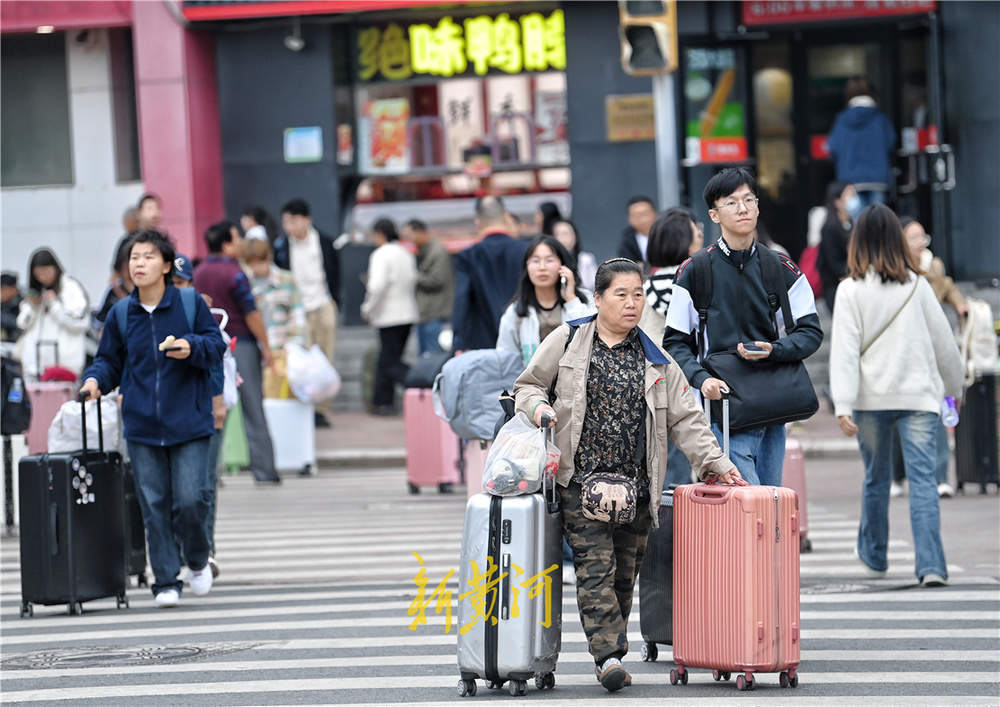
left=497, top=235, right=594, bottom=367
left=16, top=248, right=90, bottom=379
left=361, top=218, right=418, bottom=415
left=830, top=204, right=963, bottom=587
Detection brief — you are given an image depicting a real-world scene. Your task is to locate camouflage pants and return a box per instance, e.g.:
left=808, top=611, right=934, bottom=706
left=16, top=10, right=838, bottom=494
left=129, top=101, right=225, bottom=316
left=563, top=480, right=652, bottom=663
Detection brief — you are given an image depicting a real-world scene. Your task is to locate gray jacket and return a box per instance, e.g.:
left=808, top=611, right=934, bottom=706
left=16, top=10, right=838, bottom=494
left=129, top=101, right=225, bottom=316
left=416, top=240, right=454, bottom=323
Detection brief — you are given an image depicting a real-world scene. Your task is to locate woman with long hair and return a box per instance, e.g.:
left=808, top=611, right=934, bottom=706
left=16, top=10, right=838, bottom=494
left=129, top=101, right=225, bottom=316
left=817, top=181, right=860, bottom=312
left=497, top=235, right=594, bottom=367
left=830, top=204, right=962, bottom=587
left=552, top=219, right=598, bottom=291
left=15, top=248, right=90, bottom=379
left=534, top=201, right=563, bottom=237
left=639, top=209, right=703, bottom=347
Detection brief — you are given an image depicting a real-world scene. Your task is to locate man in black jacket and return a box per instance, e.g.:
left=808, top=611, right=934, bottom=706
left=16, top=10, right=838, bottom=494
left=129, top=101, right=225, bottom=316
left=276, top=199, right=341, bottom=366
left=451, top=195, right=529, bottom=352
left=664, top=168, right=823, bottom=486
left=617, top=195, right=657, bottom=265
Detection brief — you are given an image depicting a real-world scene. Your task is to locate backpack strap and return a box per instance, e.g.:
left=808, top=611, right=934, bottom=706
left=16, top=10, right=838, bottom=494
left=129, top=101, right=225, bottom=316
left=178, top=286, right=197, bottom=331
left=688, top=250, right=713, bottom=360
left=112, top=298, right=129, bottom=346
left=110, top=287, right=197, bottom=351
left=547, top=324, right=578, bottom=403
left=758, top=246, right=795, bottom=338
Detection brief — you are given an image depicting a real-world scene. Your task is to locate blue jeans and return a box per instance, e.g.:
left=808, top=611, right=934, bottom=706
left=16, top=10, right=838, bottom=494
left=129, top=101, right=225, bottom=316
left=853, top=410, right=947, bottom=581
left=856, top=189, right=887, bottom=208
left=205, top=430, right=223, bottom=555
left=128, top=437, right=212, bottom=595
left=663, top=438, right=693, bottom=489
left=711, top=423, right=786, bottom=486
left=891, top=418, right=949, bottom=485
left=416, top=319, right=446, bottom=355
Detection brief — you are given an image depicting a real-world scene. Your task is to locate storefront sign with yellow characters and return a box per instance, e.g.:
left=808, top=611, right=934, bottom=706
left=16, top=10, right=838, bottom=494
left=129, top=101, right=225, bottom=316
left=358, top=9, right=565, bottom=82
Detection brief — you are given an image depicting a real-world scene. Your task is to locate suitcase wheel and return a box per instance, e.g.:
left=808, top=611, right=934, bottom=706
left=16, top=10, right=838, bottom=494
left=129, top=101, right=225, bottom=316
left=800, top=536, right=813, bottom=553
left=781, top=669, right=799, bottom=688
left=641, top=641, right=658, bottom=662
left=438, top=482, right=454, bottom=494
left=712, top=670, right=731, bottom=681
left=137, top=571, right=148, bottom=588
left=736, top=673, right=755, bottom=691
left=669, top=667, right=688, bottom=685
left=298, top=464, right=314, bottom=477
left=116, top=594, right=130, bottom=610
left=485, top=680, right=504, bottom=690
left=407, top=482, right=420, bottom=495
left=457, top=678, right=477, bottom=697
left=19, top=602, right=32, bottom=618
left=68, top=601, right=83, bottom=616
left=534, top=673, right=555, bottom=691
left=507, top=679, right=527, bottom=696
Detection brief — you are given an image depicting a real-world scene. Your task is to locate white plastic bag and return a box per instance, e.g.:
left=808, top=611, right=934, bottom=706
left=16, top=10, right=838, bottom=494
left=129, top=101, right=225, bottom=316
left=285, top=342, right=341, bottom=404
left=48, top=393, right=125, bottom=455
left=483, top=412, right=560, bottom=496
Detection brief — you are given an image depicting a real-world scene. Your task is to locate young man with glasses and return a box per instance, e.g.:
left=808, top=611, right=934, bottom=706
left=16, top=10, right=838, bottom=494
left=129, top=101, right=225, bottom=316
left=664, top=168, right=823, bottom=485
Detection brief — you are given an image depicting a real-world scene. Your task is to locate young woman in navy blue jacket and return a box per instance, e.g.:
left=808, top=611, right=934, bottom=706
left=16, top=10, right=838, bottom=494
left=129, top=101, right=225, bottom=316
left=81, top=230, right=225, bottom=608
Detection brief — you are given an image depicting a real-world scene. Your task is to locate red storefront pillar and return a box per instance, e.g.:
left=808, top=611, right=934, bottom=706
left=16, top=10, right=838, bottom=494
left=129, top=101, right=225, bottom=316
left=131, top=1, right=222, bottom=258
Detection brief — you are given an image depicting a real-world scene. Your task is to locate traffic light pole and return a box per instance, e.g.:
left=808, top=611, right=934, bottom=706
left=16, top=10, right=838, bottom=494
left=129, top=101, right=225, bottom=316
left=652, top=72, right=680, bottom=210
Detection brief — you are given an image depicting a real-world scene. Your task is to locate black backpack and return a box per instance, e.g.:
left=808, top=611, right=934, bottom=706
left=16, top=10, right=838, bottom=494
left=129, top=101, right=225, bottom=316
left=1, top=356, right=31, bottom=436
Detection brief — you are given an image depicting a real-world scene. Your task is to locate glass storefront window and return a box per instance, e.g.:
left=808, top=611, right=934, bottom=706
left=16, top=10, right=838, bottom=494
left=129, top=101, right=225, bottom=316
left=682, top=46, right=749, bottom=166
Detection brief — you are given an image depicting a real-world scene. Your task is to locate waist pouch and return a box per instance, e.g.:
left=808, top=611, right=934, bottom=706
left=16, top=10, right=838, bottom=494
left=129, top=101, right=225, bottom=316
left=580, top=471, right=645, bottom=525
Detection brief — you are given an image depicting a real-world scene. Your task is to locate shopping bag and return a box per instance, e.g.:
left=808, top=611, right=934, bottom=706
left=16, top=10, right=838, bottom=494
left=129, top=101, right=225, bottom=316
left=482, top=412, right=559, bottom=496
left=285, top=343, right=341, bottom=403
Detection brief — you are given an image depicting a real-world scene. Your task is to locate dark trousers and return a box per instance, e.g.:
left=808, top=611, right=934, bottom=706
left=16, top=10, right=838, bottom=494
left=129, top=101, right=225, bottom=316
left=233, top=339, right=278, bottom=481
left=374, top=324, right=411, bottom=408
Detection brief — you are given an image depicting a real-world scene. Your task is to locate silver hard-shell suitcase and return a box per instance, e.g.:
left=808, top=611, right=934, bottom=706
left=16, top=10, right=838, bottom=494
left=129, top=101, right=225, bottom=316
left=456, top=421, right=562, bottom=697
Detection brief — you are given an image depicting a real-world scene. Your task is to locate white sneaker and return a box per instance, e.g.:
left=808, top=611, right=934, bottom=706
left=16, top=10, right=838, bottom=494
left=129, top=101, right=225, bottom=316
left=190, top=565, right=213, bottom=596
left=562, top=564, right=576, bottom=585
left=921, top=573, right=948, bottom=587
left=889, top=481, right=905, bottom=498
left=176, top=566, right=192, bottom=584
left=854, top=547, right=886, bottom=578
left=937, top=483, right=954, bottom=498
left=154, top=589, right=180, bottom=608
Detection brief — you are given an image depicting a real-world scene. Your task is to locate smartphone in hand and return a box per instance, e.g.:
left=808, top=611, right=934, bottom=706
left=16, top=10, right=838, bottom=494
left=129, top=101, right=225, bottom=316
left=743, top=342, right=767, bottom=354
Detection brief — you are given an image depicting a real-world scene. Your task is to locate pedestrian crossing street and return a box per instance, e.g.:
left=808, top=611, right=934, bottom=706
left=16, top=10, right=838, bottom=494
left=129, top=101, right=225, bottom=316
left=1, top=468, right=998, bottom=705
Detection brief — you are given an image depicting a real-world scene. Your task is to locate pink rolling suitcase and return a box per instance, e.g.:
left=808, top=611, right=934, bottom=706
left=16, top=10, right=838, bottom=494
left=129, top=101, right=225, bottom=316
left=782, top=437, right=810, bottom=552
left=670, top=394, right=801, bottom=692
left=403, top=388, right=460, bottom=494
left=462, top=439, right=490, bottom=498
left=24, top=382, right=76, bottom=454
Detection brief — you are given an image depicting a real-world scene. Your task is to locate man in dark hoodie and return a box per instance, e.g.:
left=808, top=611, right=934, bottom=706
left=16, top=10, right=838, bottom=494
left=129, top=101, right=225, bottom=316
left=81, top=230, right=225, bottom=609
left=827, top=76, right=896, bottom=208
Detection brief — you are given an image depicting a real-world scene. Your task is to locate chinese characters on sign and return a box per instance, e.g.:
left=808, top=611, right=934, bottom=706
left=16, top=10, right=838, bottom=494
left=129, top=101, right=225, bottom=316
left=408, top=553, right=559, bottom=635
left=358, top=10, right=566, bottom=81
left=743, top=1, right=936, bottom=26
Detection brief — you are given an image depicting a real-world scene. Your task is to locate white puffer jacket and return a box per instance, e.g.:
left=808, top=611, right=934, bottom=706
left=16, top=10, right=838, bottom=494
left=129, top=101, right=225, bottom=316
left=15, top=274, right=90, bottom=378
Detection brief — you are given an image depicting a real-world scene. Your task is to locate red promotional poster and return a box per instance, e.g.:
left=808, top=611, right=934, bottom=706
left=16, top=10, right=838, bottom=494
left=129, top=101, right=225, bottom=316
left=744, top=1, right=936, bottom=26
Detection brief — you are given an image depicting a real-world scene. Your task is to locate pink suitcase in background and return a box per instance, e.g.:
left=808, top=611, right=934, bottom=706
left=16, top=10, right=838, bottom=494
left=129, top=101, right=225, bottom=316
left=672, top=483, right=801, bottom=691
left=403, top=388, right=460, bottom=494
left=462, top=439, right=490, bottom=498
left=24, top=382, right=76, bottom=454
left=782, top=437, right=811, bottom=552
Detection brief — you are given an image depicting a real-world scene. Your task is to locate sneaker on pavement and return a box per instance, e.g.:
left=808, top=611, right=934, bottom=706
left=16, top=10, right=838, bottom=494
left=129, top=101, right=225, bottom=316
left=562, top=564, right=576, bottom=586
left=190, top=565, right=213, bottom=596
left=208, top=556, right=219, bottom=579
left=854, top=547, right=887, bottom=578
left=937, top=483, right=954, bottom=498
left=154, top=589, right=180, bottom=608
left=176, top=566, right=192, bottom=585
left=921, top=573, right=948, bottom=587
left=595, top=657, right=631, bottom=692
left=889, top=481, right=904, bottom=498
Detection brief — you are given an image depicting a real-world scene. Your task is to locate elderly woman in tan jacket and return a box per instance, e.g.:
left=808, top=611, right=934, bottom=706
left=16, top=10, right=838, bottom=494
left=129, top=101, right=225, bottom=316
left=513, top=257, right=742, bottom=693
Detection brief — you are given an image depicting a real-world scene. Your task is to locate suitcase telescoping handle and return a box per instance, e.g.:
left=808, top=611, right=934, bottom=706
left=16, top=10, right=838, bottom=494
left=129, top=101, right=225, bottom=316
left=703, top=387, right=730, bottom=461
left=540, top=412, right=556, bottom=506
left=77, top=392, right=104, bottom=455
left=36, top=340, right=59, bottom=371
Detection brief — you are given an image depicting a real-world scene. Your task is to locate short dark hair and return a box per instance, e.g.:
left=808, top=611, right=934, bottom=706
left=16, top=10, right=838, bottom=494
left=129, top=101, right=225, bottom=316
left=475, top=195, right=506, bottom=223
left=845, top=76, right=873, bottom=102
left=129, top=230, right=176, bottom=285
left=824, top=180, right=851, bottom=230
left=281, top=198, right=310, bottom=217
left=626, top=195, right=655, bottom=210
left=372, top=217, right=399, bottom=242
left=405, top=218, right=428, bottom=232
left=205, top=220, right=237, bottom=254
left=27, top=248, right=63, bottom=293
left=511, top=236, right=588, bottom=317
left=241, top=205, right=279, bottom=243
left=847, top=204, right=914, bottom=285
left=594, top=257, right=643, bottom=296
left=647, top=212, right=695, bottom=268
left=703, top=167, right=759, bottom=209
left=137, top=193, right=160, bottom=209
left=664, top=205, right=697, bottom=222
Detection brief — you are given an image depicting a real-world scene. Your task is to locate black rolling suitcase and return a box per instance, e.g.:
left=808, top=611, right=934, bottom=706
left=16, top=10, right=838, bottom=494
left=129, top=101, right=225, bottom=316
left=122, top=463, right=148, bottom=586
left=637, top=487, right=675, bottom=662
left=955, top=374, right=999, bottom=494
left=18, top=394, right=129, bottom=616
